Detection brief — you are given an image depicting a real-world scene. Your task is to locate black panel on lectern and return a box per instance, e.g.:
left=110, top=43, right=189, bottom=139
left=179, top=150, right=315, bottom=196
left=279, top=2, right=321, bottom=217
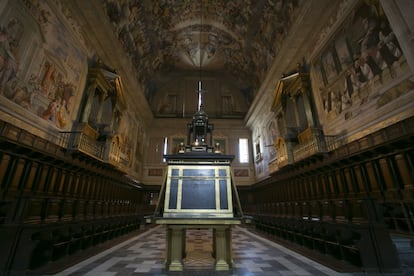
left=171, top=169, right=179, bottom=176
left=168, top=179, right=178, bottom=209
left=183, top=168, right=214, bottom=177
left=181, top=179, right=216, bottom=209
left=219, top=179, right=228, bottom=209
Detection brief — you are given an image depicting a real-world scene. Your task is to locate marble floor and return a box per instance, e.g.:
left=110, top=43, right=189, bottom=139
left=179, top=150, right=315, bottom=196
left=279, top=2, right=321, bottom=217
left=54, top=225, right=402, bottom=276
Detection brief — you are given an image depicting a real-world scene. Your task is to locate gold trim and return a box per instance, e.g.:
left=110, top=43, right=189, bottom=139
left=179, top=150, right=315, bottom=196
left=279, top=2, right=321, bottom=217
left=163, top=165, right=233, bottom=218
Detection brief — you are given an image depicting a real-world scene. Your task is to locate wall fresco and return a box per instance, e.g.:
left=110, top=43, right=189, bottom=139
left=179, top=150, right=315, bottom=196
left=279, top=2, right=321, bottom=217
left=314, top=1, right=408, bottom=121
left=0, top=0, right=86, bottom=129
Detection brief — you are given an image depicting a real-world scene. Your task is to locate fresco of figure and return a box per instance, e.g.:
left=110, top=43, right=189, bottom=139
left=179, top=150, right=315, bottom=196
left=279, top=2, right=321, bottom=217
left=0, top=25, right=19, bottom=92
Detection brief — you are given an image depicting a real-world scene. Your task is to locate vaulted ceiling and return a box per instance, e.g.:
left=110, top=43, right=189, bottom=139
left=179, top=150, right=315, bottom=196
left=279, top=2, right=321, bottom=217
left=101, top=0, right=300, bottom=111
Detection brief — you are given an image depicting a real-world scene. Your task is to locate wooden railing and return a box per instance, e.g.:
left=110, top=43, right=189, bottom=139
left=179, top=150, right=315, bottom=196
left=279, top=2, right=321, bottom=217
left=293, top=133, right=327, bottom=161
left=59, top=131, right=105, bottom=160
left=60, top=131, right=131, bottom=170
left=108, top=141, right=131, bottom=168
left=276, top=129, right=342, bottom=166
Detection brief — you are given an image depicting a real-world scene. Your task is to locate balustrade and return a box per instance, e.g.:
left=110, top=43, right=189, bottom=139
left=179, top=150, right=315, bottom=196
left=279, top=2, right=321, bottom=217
left=60, top=130, right=131, bottom=171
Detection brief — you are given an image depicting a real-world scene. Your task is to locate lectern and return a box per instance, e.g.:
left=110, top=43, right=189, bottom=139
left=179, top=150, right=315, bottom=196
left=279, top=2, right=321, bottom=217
left=148, top=107, right=247, bottom=271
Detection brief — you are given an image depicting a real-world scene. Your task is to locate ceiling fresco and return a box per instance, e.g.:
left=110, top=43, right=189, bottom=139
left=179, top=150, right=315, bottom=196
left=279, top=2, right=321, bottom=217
left=102, top=0, right=300, bottom=105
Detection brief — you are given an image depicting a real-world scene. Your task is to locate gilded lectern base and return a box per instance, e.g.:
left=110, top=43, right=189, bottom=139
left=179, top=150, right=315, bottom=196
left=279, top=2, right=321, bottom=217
left=154, top=218, right=242, bottom=271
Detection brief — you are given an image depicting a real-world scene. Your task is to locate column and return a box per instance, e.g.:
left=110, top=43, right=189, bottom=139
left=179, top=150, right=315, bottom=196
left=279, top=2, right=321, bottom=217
left=168, top=226, right=184, bottom=271
left=225, top=226, right=233, bottom=268
left=81, top=84, right=97, bottom=123
left=214, top=226, right=229, bottom=270
left=182, top=229, right=186, bottom=259
left=95, top=92, right=107, bottom=125
left=110, top=110, right=122, bottom=134
left=281, top=112, right=287, bottom=137
left=212, top=228, right=216, bottom=258
left=302, top=90, right=315, bottom=127
left=291, top=96, right=300, bottom=129
left=165, top=227, right=172, bottom=269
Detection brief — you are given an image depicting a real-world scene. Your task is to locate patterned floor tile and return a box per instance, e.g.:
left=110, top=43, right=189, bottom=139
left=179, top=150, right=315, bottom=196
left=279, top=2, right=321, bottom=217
left=57, top=225, right=354, bottom=276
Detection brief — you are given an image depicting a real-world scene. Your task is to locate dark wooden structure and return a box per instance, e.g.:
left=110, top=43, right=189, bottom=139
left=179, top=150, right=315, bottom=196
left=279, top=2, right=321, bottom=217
left=241, top=116, right=414, bottom=273
left=0, top=119, right=154, bottom=274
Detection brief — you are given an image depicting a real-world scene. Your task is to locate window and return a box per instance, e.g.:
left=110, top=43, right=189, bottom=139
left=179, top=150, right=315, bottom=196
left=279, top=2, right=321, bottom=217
left=239, top=138, right=249, bottom=163
left=166, top=94, right=177, bottom=113
left=222, top=96, right=232, bottom=114
left=159, top=95, right=177, bottom=114
left=255, top=143, right=261, bottom=155
left=163, top=137, right=168, bottom=162
left=255, top=142, right=262, bottom=162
